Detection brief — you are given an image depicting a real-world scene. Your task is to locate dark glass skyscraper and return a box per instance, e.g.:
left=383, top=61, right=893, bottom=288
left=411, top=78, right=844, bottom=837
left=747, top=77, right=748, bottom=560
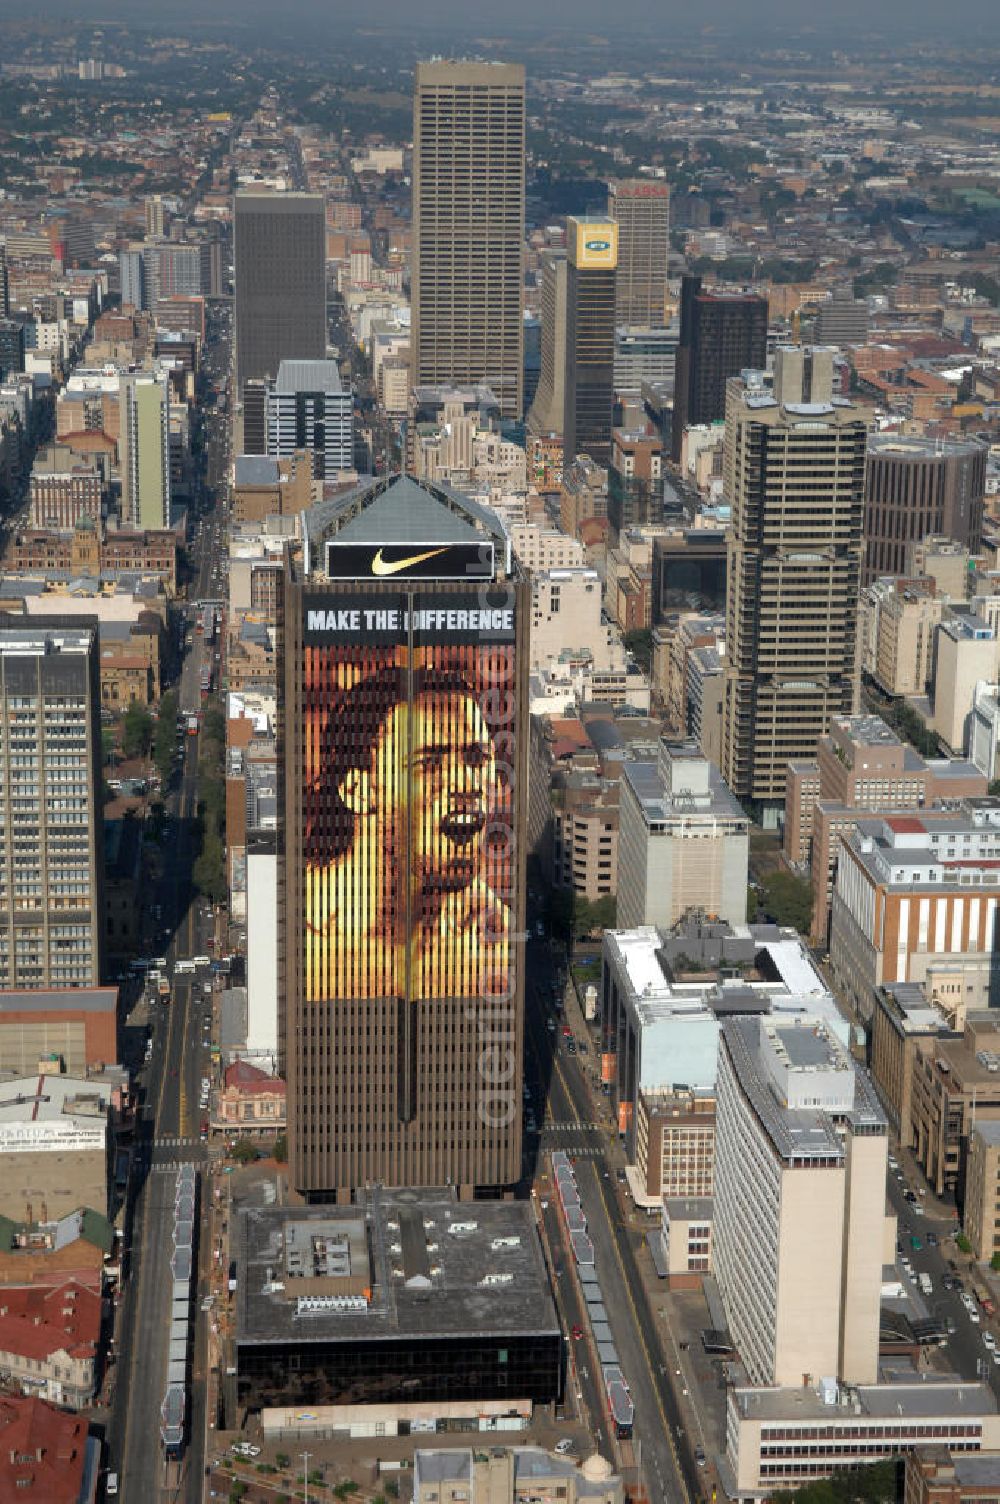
left=279, top=474, right=529, bottom=1201
left=562, top=217, right=618, bottom=469
left=671, top=274, right=768, bottom=462
left=234, top=192, right=326, bottom=395
left=863, top=435, right=986, bottom=584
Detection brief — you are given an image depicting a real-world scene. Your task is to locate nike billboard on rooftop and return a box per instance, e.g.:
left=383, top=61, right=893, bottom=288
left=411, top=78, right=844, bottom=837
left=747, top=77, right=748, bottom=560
left=324, top=540, right=495, bottom=581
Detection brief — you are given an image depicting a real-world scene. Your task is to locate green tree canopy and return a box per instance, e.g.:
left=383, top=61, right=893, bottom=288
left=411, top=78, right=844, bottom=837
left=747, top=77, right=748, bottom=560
left=122, top=701, right=153, bottom=759
left=761, top=871, right=813, bottom=935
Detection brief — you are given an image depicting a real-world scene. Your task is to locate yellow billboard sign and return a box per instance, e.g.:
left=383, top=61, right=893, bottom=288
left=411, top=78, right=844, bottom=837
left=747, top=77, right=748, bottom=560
left=570, top=218, right=618, bottom=270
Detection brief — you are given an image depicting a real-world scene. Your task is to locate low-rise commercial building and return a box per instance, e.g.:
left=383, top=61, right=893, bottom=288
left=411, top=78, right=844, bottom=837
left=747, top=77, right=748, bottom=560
left=617, top=740, right=748, bottom=931
left=784, top=714, right=985, bottom=945
left=633, top=1087, right=715, bottom=1205
left=727, top=1380, right=1000, bottom=1501
left=600, top=919, right=850, bottom=1163
left=659, top=1196, right=713, bottom=1289
left=413, top=1448, right=623, bottom=1504
left=830, top=806, right=1000, bottom=1025
left=215, top=1061, right=285, bottom=1137
left=905, top=1448, right=1000, bottom=1504
left=0, top=1072, right=115, bottom=1222
left=869, top=982, right=949, bottom=1143
left=0, top=1276, right=100, bottom=1408
left=964, top=1122, right=1000, bottom=1264
left=234, top=1191, right=562, bottom=1414
left=932, top=616, right=998, bottom=755
left=0, top=1395, right=95, bottom=1502
left=231, top=452, right=314, bottom=524
left=910, top=1014, right=1000, bottom=1198
left=0, top=987, right=117, bottom=1076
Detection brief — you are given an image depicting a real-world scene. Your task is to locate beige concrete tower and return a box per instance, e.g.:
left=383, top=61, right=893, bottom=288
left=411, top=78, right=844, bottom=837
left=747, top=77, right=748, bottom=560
left=607, top=179, right=670, bottom=327
left=721, top=347, right=866, bottom=819
left=713, top=1015, right=889, bottom=1389
left=411, top=61, right=526, bottom=421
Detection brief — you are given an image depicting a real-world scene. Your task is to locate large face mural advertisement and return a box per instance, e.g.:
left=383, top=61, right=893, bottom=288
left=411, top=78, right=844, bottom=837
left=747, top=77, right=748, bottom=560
left=302, top=593, right=517, bottom=1008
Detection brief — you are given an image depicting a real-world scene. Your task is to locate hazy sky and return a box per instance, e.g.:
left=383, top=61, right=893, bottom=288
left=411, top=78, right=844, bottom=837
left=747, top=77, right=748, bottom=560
left=3, top=0, right=1000, bottom=40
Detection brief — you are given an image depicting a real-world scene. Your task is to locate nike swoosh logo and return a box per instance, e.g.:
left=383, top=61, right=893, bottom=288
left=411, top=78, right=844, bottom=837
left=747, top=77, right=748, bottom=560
left=371, top=546, right=449, bottom=577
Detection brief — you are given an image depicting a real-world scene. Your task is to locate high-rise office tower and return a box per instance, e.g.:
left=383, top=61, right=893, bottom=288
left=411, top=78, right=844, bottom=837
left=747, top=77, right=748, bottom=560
left=671, top=274, right=768, bottom=462
left=0, top=245, right=8, bottom=318
left=523, top=314, right=541, bottom=414
left=200, top=233, right=224, bottom=299
left=0, top=320, right=25, bottom=380
left=713, top=1014, right=888, bottom=1387
left=145, top=195, right=167, bottom=239
left=815, top=286, right=869, bottom=347
left=607, top=428, right=664, bottom=541
left=607, top=179, right=670, bottom=328
left=526, top=250, right=567, bottom=438
left=120, top=371, right=171, bottom=529
left=411, top=61, right=525, bottom=421
left=280, top=473, right=529, bottom=1199
left=234, top=192, right=327, bottom=396
left=265, top=360, right=354, bottom=481
left=562, top=217, right=618, bottom=468
left=863, top=434, right=986, bottom=584
left=721, top=348, right=866, bottom=816
left=0, top=617, right=104, bottom=990
left=141, top=242, right=201, bottom=313
left=242, top=379, right=268, bottom=457
left=119, top=247, right=145, bottom=311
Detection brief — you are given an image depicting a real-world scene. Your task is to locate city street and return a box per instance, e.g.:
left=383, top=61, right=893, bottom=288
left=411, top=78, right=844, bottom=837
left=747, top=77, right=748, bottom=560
left=524, top=942, right=699, bottom=1504
left=107, top=346, right=231, bottom=1498
left=886, top=1158, right=1000, bottom=1392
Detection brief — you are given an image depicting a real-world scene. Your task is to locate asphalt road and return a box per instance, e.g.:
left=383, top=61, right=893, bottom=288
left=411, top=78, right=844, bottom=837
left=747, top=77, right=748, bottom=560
left=523, top=942, right=697, bottom=1504
left=111, top=637, right=210, bottom=1502
left=886, top=1164, right=1000, bottom=1390
left=109, top=415, right=231, bottom=1498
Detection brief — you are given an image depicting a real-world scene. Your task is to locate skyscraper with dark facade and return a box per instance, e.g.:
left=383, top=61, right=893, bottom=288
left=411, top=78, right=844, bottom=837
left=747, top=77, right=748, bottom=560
left=411, top=61, right=525, bottom=421
left=0, top=320, right=24, bottom=381
left=671, top=274, right=768, bottom=462
left=863, top=435, right=986, bottom=585
left=526, top=250, right=567, bottom=439
left=234, top=192, right=326, bottom=396
left=279, top=474, right=529, bottom=1201
left=563, top=217, right=618, bottom=469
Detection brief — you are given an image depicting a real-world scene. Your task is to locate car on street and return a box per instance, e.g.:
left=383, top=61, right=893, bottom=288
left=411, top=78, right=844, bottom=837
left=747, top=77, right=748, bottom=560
left=555, top=1440, right=575, bottom=1455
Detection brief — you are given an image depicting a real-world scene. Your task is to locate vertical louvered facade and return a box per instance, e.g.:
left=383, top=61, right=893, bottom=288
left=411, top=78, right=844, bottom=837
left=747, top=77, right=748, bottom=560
left=279, top=483, right=529, bottom=1200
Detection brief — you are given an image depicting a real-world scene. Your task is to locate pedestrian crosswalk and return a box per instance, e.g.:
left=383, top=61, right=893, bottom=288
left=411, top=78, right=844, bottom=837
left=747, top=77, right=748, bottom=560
left=543, top=1121, right=604, bottom=1133
left=541, top=1144, right=604, bottom=1159
left=156, top=1135, right=199, bottom=1149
